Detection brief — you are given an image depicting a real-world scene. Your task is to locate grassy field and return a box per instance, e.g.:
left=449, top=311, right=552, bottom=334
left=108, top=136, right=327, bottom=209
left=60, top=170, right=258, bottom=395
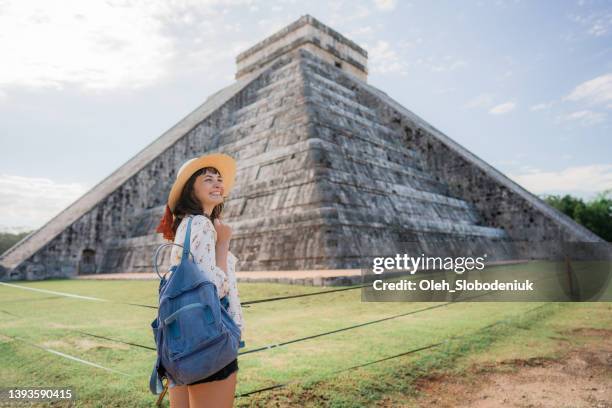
left=0, top=274, right=610, bottom=407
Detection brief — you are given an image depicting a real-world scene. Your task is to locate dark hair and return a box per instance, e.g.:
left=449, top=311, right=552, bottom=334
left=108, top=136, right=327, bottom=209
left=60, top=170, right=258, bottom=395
left=171, top=166, right=224, bottom=239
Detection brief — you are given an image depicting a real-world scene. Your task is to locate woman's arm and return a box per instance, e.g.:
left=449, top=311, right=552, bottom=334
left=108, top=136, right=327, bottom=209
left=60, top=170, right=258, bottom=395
left=226, top=251, right=245, bottom=332
left=215, top=240, right=230, bottom=274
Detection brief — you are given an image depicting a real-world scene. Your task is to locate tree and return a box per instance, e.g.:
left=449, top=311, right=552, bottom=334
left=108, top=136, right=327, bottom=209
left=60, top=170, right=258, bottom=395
left=0, top=231, right=33, bottom=256
left=542, top=189, right=612, bottom=242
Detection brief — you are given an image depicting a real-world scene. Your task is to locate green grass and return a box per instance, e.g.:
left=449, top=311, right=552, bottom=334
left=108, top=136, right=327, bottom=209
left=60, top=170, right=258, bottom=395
left=0, top=271, right=610, bottom=407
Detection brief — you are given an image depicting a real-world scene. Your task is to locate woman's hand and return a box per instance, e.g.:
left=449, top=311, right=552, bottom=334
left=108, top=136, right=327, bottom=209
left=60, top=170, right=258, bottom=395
left=214, top=218, right=232, bottom=244
left=213, top=218, right=231, bottom=275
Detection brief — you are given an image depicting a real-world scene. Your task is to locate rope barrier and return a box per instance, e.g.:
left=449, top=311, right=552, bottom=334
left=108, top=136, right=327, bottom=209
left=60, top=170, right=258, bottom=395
left=0, top=295, right=64, bottom=304
left=0, top=332, right=133, bottom=377
left=235, top=303, right=551, bottom=398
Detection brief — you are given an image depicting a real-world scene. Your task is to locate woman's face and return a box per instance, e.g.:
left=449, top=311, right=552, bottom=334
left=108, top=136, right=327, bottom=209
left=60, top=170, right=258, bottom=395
left=193, top=168, right=224, bottom=209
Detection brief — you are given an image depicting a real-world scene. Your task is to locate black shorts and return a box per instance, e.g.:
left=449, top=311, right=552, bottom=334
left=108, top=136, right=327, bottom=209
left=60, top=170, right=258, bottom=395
left=187, top=358, right=238, bottom=385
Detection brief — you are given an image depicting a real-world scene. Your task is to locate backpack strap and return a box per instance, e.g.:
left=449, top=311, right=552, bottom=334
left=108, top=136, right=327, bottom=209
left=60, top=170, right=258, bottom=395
left=181, top=216, right=194, bottom=263
left=152, top=215, right=198, bottom=280
left=149, top=360, right=164, bottom=394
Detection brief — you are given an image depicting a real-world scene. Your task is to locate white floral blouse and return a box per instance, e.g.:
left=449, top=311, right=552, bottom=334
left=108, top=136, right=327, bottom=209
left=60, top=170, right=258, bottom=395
left=169, top=214, right=245, bottom=333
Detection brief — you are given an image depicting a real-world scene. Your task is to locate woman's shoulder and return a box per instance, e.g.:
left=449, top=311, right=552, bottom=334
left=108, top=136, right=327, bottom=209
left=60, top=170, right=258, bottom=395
left=191, top=214, right=214, bottom=229
left=180, top=214, right=212, bottom=226
left=183, top=215, right=216, bottom=241
left=175, top=215, right=205, bottom=237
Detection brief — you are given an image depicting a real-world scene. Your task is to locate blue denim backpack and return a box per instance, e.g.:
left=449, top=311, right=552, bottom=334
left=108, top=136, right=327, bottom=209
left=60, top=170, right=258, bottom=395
left=149, top=215, right=243, bottom=396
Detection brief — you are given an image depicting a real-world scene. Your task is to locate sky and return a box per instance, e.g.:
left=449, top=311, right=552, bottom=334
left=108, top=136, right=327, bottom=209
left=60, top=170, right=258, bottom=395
left=0, top=0, right=611, bottom=232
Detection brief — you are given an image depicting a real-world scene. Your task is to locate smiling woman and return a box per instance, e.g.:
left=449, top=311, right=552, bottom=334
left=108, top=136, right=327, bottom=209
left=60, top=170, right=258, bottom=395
left=172, top=166, right=226, bottom=230
left=154, top=153, right=244, bottom=408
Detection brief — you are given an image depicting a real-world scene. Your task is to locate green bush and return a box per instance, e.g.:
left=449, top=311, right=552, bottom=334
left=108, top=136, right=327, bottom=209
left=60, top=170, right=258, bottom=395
left=0, top=231, right=33, bottom=256
left=542, top=189, right=612, bottom=241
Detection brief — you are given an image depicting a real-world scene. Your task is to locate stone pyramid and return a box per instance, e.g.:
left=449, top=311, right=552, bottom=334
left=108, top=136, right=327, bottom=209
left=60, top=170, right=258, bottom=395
left=0, top=14, right=604, bottom=281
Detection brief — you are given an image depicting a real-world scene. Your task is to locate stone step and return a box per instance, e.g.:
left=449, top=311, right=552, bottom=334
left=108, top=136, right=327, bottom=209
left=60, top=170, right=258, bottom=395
left=232, top=184, right=482, bottom=228
left=225, top=164, right=479, bottom=221
left=304, top=68, right=358, bottom=101
left=333, top=206, right=505, bottom=238
left=231, top=60, right=304, bottom=121
left=317, top=169, right=475, bottom=214
left=253, top=70, right=302, bottom=98
left=219, top=118, right=310, bottom=163
left=306, top=121, right=439, bottom=191
left=219, top=102, right=305, bottom=145
left=300, top=57, right=357, bottom=96
left=301, top=56, right=384, bottom=112
left=313, top=117, right=422, bottom=163
left=304, top=89, right=412, bottom=148
left=307, top=137, right=443, bottom=191
left=230, top=83, right=303, bottom=127
left=232, top=56, right=302, bottom=109
left=306, top=70, right=378, bottom=118
left=227, top=206, right=507, bottom=239
left=218, top=106, right=426, bottom=185
left=308, top=94, right=403, bottom=142
left=224, top=137, right=450, bottom=200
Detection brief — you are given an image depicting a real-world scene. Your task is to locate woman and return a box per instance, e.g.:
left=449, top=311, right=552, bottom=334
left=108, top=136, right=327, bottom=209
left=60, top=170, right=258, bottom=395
left=155, top=152, right=245, bottom=408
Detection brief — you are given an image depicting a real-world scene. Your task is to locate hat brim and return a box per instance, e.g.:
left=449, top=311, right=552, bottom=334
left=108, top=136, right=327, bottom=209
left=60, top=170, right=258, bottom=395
left=168, top=153, right=237, bottom=212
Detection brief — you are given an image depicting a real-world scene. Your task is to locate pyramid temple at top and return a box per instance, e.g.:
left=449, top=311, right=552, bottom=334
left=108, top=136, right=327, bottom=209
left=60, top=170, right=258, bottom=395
left=0, top=14, right=605, bottom=281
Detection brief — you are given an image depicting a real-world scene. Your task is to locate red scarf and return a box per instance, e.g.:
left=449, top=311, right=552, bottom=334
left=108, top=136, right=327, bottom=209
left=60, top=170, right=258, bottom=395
left=156, top=204, right=175, bottom=241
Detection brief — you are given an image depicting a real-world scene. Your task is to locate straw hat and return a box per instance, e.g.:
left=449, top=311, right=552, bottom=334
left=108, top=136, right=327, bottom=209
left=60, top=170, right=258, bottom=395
left=167, top=153, right=236, bottom=212
left=156, top=152, right=236, bottom=240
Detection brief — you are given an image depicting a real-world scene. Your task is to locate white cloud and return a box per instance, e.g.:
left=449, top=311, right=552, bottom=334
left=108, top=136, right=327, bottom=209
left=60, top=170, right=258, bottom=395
left=530, top=102, right=553, bottom=111
left=0, top=0, right=256, bottom=92
left=0, top=0, right=173, bottom=91
left=433, top=87, right=456, bottom=95
left=508, top=164, right=612, bottom=198
left=489, top=101, right=516, bottom=114
left=347, top=25, right=375, bottom=39
left=495, top=159, right=521, bottom=166
left=465, top=93, right=495, bottom=109
left=430, top=56, right=468, bottom=72
left=397, top=37, right=423, bottom=50
left=366, top=40, right=408, bottom=75
left=563, top=73, right=612, bottom=108
left=586, top=12, right=611, bottom=37
left=568, top=10, right=612, bottom=37
left=327, top=2, right=372, bottom=26
left=0, top=174, right=90, bottom=230
left=561, top=110, right=607, bottom=125
left=373, top=0, right=397, bottom=11
left=406, top=53, right=468, bottom=74
left=256, top=17, right=290, bottom=36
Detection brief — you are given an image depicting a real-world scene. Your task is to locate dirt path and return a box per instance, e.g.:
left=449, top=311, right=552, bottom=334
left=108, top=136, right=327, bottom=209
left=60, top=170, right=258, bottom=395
left=406, top=328, right=612, bottom=408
